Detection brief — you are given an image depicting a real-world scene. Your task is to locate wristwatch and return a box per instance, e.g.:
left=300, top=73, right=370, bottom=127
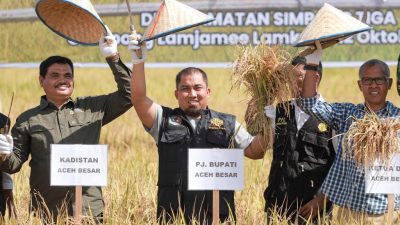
left=304, top=64, right=318, bottom=71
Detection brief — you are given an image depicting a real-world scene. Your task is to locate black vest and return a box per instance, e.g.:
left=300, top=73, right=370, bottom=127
left=157, top=107, right=236, bottom=224
left=264, top=103, right=335, bottom=216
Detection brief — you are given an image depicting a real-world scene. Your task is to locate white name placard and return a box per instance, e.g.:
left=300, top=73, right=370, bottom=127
left=51, top=144, right=107, bottom=186
left=188, top=148, right=244, bottom=190
left=365, top=153, right=400, bottom=194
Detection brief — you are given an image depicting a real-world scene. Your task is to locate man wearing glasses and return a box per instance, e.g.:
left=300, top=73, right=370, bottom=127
left=300, top=41, right=400, bottom=224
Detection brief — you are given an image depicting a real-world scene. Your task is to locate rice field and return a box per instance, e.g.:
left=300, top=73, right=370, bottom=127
left=0, top=65, right=399, bottom=224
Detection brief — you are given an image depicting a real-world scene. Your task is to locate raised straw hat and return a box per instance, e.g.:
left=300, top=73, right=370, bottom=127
left=35, top=0, right=106, bottom=45
left=294, top=3, right=371, bottom=48
left=142, top=0, right=214, bottom=42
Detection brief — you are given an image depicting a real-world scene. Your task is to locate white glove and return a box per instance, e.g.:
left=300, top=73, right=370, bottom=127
left=0, top=134, right=13, bottom=154
left=128, top=31, right=147, bottom=64
left=99, top=25, right=118, bottom=58
left=264, top=105, right=276, bottom=120
left=305, top=41, right=322, bottom=65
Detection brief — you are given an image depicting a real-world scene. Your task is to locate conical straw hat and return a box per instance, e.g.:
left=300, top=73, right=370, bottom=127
left=35, top=0, right=106, bottom=45
left=142, top=0, right=214, bottom=42
left=294, top=3, right=371, bottom=48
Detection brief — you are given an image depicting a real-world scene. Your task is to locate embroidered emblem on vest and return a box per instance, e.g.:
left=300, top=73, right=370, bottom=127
left=318, top=123, right=328, bottom=132
left=209, top=118, right=224, bottom=129
left=169, top=116, right=182, bottom=125
left=276, top=117, right=287, bottom=126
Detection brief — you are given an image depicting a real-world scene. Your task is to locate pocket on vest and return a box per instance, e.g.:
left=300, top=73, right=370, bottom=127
left=301, top=131, right=330, bottom=164
left=206, top=129, right=229, bottom=147
left=160, top=125, right=188, bottom=143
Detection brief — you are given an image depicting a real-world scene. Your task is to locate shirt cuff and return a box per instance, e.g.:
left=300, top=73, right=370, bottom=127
left=105, top=52, right=120, bottom=62
left=264, top=105, right=276, bottom=120
left=300, top=95, right=318, bottom=109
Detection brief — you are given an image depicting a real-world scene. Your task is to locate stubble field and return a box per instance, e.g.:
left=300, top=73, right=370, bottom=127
left=0, top=66, right=399, bottom=224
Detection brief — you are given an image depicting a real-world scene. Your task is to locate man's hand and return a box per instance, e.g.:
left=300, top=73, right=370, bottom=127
left=128, top=31, right=147, bottom=64
left=298, top=193, right=328, bottom=220
left=99, top=25, right=118, bottom=58
left=2, top=189, right=17, bottom=218
left=264, top=105, right=275, bottom=119
left=305, top=41, right=323, bottom=65
left=0, top=134, right=13, bottom=155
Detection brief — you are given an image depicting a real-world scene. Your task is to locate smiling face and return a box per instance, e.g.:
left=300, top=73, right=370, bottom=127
left=39, top=63, right=74, bottom=108
left=175, top=71, right=210, bottom=118
left=358, top=64, right=392, bottom=112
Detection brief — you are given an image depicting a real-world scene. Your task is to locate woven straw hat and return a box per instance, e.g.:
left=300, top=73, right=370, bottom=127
left=35, top=0, right=106, bottom=45
left=142, top=0, right=214, bottom=42
left=294, top=3, right=371, bottom=48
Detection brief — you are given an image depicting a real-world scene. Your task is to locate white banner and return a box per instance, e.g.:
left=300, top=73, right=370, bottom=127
left=188, top=148, right=244, bottom=190
left=365, top=153, right=400, bottom=194
left=50, top=144, right=108, bottom=186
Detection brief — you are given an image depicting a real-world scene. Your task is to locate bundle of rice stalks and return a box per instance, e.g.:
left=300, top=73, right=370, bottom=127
left=342, top=113, right=400, bottom=167
left=232, top=44, right=297, bottom=141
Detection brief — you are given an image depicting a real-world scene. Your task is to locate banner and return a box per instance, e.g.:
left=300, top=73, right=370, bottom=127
left=132, top=9, right=400, bottom=50
left=71, top=8, right=400, bottom=50
left=2, top=6, right=400, bottom=62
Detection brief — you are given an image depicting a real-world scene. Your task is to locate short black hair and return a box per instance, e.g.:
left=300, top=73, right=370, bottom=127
left=359, top=59, right=390, bottom=79
left=39, top=56, right=74, bottom=77
left=175, top=67, right=208, bottom=89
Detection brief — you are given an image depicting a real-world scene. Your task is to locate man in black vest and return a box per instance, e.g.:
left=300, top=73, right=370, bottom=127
left=246, top=56, right=336, bottom=224
left=127, top=31, right=265, bottom=224
left=0, top=113, right=16, bottom=218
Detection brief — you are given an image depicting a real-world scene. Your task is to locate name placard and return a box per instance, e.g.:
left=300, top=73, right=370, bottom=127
left=50, top=144, right=107, bottom=186
left=365, top=153, right=400, bottom=194
left=188, top=148, right=244, bottom=190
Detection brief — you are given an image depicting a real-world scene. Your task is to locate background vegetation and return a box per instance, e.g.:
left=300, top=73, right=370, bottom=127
left=0, top=66, right=399, bottom=224
left=1, top=0, right=400, bottom=224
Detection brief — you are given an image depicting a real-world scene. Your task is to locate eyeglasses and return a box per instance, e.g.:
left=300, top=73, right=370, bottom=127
left=360, top=77, right=388, bottom=85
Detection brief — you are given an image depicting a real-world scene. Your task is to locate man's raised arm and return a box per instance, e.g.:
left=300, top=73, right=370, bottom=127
left=128, top=31, right=157, bottom=129
left=302, top=41, right=322, bottom=98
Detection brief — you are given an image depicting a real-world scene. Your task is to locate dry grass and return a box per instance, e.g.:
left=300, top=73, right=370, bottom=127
left=231, top=45, right=297, bottom=143
left=342, top=113, right=400, bottom=167
left=0, top=66, right=399, bottom=224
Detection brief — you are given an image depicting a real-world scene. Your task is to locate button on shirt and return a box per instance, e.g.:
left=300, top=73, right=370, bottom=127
left=300, top=96, right=400, bottom=214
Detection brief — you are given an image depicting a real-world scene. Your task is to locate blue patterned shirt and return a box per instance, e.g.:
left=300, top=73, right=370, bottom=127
left=300, top=96, right=400, bottom=214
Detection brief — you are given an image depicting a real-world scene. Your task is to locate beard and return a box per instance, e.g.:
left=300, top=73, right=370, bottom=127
left=184, top=107, right=203, bottom=118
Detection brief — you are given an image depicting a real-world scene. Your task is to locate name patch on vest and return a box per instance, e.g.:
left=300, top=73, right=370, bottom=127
left=209, top=118, right=224, bottom=130
left=276, top=117, right=287, bottom=126
left=168, top=116, right=182, bottom=126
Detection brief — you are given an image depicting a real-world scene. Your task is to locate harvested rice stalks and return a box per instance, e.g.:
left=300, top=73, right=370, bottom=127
left=342, top=113, right=400, bottom=167
left=232, top=44, right=297, bottom=142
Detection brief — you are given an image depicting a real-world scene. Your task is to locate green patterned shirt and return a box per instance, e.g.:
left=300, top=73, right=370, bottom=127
left=1, top=57, right=132, bottom=218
